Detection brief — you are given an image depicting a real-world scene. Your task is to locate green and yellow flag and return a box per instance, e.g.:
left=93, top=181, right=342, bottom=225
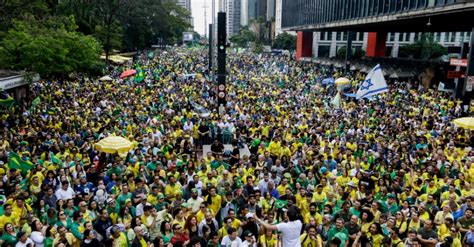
left=8, top=151, right=34, bottom=172
left=135, top=68, right=145, bottom=82
left=275, top=199, right=288, bottom=209
left=0, top=91, right=15, bottom=107
left=50, top=152, right=62, bottom=165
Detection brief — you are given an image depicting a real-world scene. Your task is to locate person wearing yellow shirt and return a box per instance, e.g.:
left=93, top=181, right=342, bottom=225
left=304, top=203, right=322, bottom=225
left=276, top=178, right=289, bottom=196
left=196, top=202, right=214, bottom=223
left=205, top=187, right=222, bottom=218
left=9, top=197, right=32, bottom=226
left=164, top=176, right=182, bottom=200
left=0, top=204, right=16, bottom=230
left=267, top=137, right=282, bottom=160
left=218, top=217, right=234, bottom=240
left=312, top=186, right=327, bottom=205
left=299, top=194, right=313, bottom=219
left=300, top=225, right=322, bottom=247
left=260, top=228, right=278, bottom=247
left=365, top=223, right=385, bottom=247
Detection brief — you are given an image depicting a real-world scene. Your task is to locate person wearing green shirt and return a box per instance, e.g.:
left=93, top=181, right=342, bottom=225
left=71, top=211, right=84, bottom=241
left=1, top=223, right=18, bottom=246
left=326, top=218, right=349, bottom=247
left=116, top=185, right=132, bottom=208
left=107, top=162, right=122, bottom=177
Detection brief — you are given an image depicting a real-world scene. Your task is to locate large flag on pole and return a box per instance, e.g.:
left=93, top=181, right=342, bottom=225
left=8, top=151, right=34, bottom=172
left=356, top=64, right=388, bottom=99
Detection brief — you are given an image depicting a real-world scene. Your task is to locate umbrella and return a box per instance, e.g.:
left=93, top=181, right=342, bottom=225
left=94, top=135, right=135, bottom=154
left=99, top=75, right=113, bottom=81
left=335, top=77, right=351, bottom=85
left=120, top=69, right=137, bottom=78
left=452, top=117, right=474, bottom=130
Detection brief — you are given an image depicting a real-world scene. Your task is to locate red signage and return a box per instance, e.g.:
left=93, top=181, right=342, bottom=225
left=449, top=58, right=468, bottom=67
left=447, top=71, right=465, bottom=79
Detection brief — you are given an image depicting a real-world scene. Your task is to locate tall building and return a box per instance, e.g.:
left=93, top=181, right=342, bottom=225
left=175, top=0, right=191, bottom=11
left=275, top=0, right=282, bottom=35
left=241, top=0, right=264, bottom=26
left=225, top=0, right=241, bottom=37
left=175, top=0, right=193, bottom=28
left=312, top=31, right=472, bottom=58
left=266, top=0, right=275, bottom=21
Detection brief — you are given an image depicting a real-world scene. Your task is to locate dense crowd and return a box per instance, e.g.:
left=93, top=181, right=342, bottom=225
left=0, top=48, right=473, bottom=247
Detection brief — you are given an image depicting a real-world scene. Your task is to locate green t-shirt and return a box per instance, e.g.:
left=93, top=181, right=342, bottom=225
left=326, top=227, right=349, bottom=247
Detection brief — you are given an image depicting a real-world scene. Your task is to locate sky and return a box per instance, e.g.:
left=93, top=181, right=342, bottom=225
left=191, top=0, right=214, bottom=36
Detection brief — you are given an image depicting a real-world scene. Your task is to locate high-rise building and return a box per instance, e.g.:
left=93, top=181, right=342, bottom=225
left=225, top=0, right=241, bottom=37
left=241, top=0, right=249, bottom=26
left=266, top=0, right=275, bottom=21
left=175, top=0, right=193, bottom=28
left=175, top=0, right=191, bottom=12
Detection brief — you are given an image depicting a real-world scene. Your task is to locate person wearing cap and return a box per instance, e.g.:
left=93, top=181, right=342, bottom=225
left=187, top=188, right=204, bottom=213
left=242, top=230, right=257, bottom=247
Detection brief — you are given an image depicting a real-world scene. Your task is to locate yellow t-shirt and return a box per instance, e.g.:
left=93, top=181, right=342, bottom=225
left=300, top=233, right=322, bottom=247
left=260, top=234, right=278, bottom=247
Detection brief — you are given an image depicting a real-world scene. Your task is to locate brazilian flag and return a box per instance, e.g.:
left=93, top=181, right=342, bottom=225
left=135, top=68, right=145, bottom=83
left=49, top=152, right=62, bottom=166
left=8, top=151, right=34, bottom=172
left=275, top=199, right=288, bottom=209
left=0, top=91, right=14, bottom=107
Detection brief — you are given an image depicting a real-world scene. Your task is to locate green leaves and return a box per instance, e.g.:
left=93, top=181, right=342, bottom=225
left=272, top=32, right=297, bottom=51
left=399, top=33, right=447, bottom=60
left=0, top=17, right=101, bottom=77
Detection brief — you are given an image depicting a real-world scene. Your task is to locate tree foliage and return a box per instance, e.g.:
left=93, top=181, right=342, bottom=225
left=399, top=33, right=447, bottom=60
left=0, top=0, right=191, bottom=76
left=230, top=27, right=257, bottom=48
left=336, top=46, right=366, bottom=59
left=272, top=32, right=296, bottom=51
left=0, top=16, right=101, bottom=77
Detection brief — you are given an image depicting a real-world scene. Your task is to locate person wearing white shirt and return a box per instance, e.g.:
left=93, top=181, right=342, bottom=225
left=255, top=208, right=302, bottom=247
left=15, top=231, right=34, bottom=247
left=55, top=181, right=75, bottom=201
left=187, top=189, right=204, bottom=213
left=221, top=228, right=243, bottom=247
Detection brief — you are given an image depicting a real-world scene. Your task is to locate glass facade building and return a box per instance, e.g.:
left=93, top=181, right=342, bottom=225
left=282, top=0, right=458, bottom=29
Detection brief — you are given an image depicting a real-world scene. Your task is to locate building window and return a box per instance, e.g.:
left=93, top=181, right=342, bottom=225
left=389, top=33, right=395, bottom=42
left=337, top=32, right=342, bottom=41
left=450, top=32, right=455, bottom=43
left=343, top=32, right=348, bottom=41
left=399, top=33, right=403, bottom=42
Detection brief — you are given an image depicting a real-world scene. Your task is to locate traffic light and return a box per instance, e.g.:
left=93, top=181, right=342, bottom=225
left=217, top=12, right=226, bottom=107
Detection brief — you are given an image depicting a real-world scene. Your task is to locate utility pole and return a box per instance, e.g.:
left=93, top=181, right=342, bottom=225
left=203, top=0, right=209, bottom=38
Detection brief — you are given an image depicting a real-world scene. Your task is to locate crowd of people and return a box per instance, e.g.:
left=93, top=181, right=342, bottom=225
left=0, top=47, right=473, bottom=247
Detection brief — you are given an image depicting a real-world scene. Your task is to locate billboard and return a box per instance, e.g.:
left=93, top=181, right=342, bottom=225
left=183, top=32, right=194, bottom=42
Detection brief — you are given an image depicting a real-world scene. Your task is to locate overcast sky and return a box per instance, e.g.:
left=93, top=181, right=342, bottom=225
left=191, top=0, right=214, bottom=36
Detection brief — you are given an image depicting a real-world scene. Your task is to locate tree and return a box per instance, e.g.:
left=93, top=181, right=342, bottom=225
left=272, top=32, right=296, bottom=51
left=399, top=33, right=447, bottom=60
left=0, top=16, right=101, bottom=77
left=336, top=46, right=365, bottom=59
left=230, top=27, right=257, bottom=48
